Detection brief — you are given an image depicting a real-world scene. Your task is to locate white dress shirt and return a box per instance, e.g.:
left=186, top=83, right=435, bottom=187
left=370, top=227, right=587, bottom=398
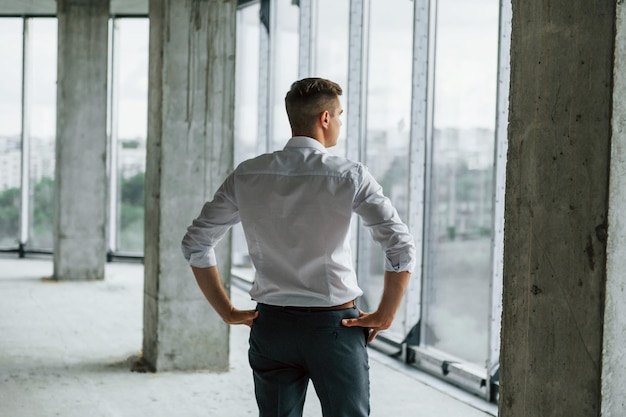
left=181, top=136, right=415, bottom=307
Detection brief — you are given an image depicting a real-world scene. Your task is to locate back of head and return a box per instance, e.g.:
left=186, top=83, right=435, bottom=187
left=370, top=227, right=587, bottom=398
left=285, top=78, right=343, bottom=134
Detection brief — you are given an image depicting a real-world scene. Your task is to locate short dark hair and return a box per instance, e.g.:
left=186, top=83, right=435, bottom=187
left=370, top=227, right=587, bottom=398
left=285, top=78, right=343, bottom=131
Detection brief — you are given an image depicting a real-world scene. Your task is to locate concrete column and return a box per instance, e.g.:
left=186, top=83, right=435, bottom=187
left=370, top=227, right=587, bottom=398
left=143, top=0, right=237, bottom=372
left=601, top=2, right=626, bottom=415
left=500, top=2, right=616, bottom=416
left=54, top=0, right=110, bottom=280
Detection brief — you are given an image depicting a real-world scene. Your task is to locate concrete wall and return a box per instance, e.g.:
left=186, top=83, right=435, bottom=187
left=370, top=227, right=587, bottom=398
left=601, top=1, right=626, bottom=415
left=54, top=0, right=109, bottom=280
left=142, top=0, right=237, bottom=372
left=500, top=1, right=615, bottom=416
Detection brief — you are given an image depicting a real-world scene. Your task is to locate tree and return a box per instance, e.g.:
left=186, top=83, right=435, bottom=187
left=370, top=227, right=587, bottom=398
left=0, top=187, right=20, bottom=246
left=119, top=171, right=145, bottom=252
left=31, top=177, right=54, bottom=247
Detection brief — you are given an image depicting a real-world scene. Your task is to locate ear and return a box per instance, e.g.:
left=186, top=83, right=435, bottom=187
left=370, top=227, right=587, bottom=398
left=320, top=110, right=330, bottom=128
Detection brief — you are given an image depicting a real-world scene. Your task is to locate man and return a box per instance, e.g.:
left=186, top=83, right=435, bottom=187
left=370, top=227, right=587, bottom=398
left=181, top=78, right=415, bottom=417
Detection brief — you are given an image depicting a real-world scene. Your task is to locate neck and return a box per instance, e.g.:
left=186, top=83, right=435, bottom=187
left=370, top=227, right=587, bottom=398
left=292, top=130, right=327, bottom=147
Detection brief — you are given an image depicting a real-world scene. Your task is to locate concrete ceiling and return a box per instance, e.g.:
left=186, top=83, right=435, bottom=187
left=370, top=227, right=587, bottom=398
left=0, top=0, right=148, bottom=16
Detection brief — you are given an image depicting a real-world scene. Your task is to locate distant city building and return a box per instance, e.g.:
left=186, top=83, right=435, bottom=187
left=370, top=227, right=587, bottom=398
left=1, top=136, right=57, bottom=191
left=30, top=137, right=56, bottom=184
left=435, top=127, right=495, bottom=170
left=119, top=138, right=146, bottom=179
left=0, top=136, right=147, bottom=192
left=0, top=136, right=23, bottom=191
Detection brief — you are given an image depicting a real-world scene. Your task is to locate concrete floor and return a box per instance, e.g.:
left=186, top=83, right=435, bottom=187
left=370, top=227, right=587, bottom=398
left=0, top=256, right=497, bottom=417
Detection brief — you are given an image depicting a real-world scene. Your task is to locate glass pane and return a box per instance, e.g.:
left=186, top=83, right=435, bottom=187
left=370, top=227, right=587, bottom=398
left=270, top=0, right=299, bottom=150
left=0, top=19, right=23, bottom=249
left=423, top=0, right=499, bottom=365
left=116, top=19, right=149, bottom=253
left=235, top=4, right=261, bottom=166
left=358, top=0, right=414, bottom=341
left=29, top=18, right=57, bottom=249
left=233, top=3, right=261, bottom=280
left=313, top=0, right=350, bottom=157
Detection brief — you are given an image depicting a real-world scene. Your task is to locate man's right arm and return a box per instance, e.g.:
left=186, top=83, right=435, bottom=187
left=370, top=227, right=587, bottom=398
left=192, top=265, right=258, bottom=327
left=181, top=175, right=256, bottom=326
left=181, top=175, right=240, bottom=267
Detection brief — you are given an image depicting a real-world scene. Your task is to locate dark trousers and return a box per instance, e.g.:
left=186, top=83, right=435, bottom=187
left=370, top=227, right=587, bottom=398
left=249, top=303, right=370, bottom=417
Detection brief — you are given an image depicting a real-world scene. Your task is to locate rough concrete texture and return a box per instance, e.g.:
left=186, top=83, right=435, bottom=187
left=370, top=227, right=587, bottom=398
left=0, top=258, right=496, bottom=417
left=500, top=2, right=616, bottom=416
left=601, top=2, right=626, bottom=416
left=53, top=0, right=110, bottom=280
left=143, top=0, right=237, bottom=371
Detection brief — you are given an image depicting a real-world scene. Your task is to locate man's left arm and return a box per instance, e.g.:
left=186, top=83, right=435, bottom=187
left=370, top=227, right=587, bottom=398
left=347, top=166, right=416, bottom=342
left=342, top=270, right=410, bottom=342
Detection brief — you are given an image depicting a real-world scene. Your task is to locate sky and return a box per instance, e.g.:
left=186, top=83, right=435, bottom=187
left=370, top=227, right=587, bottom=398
left=433, top=0, right=500, bottom=129
left=0, top=18, right=149, bottom=141
left=0, top=0, right=502, bottom=141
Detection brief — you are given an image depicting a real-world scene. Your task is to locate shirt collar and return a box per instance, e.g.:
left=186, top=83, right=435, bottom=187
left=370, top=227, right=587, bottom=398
left=284, top=136, right=328, bottom=154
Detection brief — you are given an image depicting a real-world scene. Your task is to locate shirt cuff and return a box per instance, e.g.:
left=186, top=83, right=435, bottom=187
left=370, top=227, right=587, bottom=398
left=384, top=253, right=415, bottom=273
left=188, top=249, right=218, bottom=268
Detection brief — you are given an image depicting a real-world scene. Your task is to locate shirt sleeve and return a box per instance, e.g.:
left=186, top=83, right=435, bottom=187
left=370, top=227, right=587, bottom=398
left=352, top=164, right=416, bottom=273
left=181, top=173, right=240, bottom=268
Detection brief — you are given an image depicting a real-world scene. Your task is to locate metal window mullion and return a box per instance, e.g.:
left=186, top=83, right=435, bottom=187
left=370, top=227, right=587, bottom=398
left=488, top=0, right=512, bottom=394
left=419, top=0, right=438, bottom=347
left=19, top=18, right=32, bottom=255
left=348, top=0, right=369, bottom=286
left=345, top=0, right=367, bottom=163
left=405, top=0, right=433, bottom=341
left=267, top=0, right=280, bottom=151
left=257, top=8, right=271, bottom=153
left=297, top=0, right=312, bottom=78
left=309, top=0, right=318, bottom=77
left=107, top=18, right=120, bottom=254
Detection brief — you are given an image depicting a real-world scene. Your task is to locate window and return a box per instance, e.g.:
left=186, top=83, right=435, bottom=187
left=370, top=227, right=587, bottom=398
left=113, top=18, right=149, bottom=253
left=312, top=0, right=350, bottom=156
left=422, top=0, right=499, bottom=365
left=358, top=0, right=414, bottom=341
left=0, top=19, right=23, bottom=249
left=270, top=0, right=300, bottom=150
left=28, top=18, right=57, bottom=250
left=230, top=0, right=508, bottom=396
left=235, top=3, right=261, bottom=166
left=233, top=2, right=262, bottom=277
